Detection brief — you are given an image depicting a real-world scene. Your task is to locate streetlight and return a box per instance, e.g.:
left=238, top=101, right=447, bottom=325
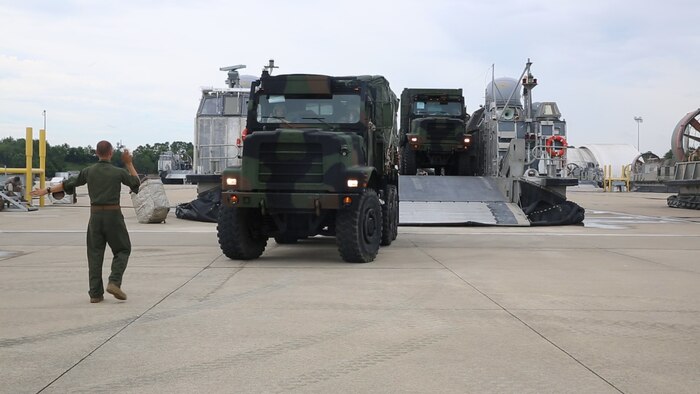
left=634, top=116, right=643, bottom=151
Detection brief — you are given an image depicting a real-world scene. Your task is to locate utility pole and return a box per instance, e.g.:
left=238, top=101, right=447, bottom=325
left=634, top=116, right=643, bottom=151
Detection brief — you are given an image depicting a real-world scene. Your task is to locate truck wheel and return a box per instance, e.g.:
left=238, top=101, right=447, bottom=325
left=380, top=185, right=398, bottom=246
left=336, top=190, right=382, bottom=263
left=217, top=206, right=267, bottom=260
left=400, top=145, right=416, bottom=175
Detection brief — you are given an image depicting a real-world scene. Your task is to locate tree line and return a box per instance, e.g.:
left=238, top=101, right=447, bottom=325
left=0, top=137, right=193, bottom=177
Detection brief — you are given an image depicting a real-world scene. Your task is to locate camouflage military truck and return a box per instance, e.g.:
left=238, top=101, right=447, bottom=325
left=399, top=88, right=473, bottom=175
left=217, top=70, right=400, bottom=263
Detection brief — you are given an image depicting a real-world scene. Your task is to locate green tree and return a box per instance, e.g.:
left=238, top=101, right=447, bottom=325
left=171, top=141, right=194, bottom=159
left=0, top=138, right=195, bottom=176
left=0, top=137, right=26, bottom=168
left=133, top=144, right=159, bottom=174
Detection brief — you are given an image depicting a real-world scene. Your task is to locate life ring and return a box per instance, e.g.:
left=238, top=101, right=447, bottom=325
left=545, top=135, right=568, bottom=157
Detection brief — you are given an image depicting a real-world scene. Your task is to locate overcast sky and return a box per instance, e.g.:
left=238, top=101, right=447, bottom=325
left=2, top=0, right=699, bottom=156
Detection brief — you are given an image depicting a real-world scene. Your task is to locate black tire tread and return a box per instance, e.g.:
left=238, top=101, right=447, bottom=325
left=336, top=190, right=382, bottom=263
left=217, top=206, right=267, bottom=260
left=380, top=185, right=398, bottom=246
left=400, top=145, right=417, bottom=176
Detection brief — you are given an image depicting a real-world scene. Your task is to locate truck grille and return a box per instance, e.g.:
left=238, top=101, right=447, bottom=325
left=427, top=122, right=458, bottom=139
left=258, top=142, right=324, bottom=184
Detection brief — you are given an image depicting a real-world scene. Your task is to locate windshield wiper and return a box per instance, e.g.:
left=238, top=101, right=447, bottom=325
left=302, top=117, right=333, bottom=128
left=261, top=116, right=292, bottom=126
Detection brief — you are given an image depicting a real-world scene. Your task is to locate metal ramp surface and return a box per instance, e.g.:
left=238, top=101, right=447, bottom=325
left=0, top=191, right=38, bottom=212
left=398, top=176, right=530, bottom=226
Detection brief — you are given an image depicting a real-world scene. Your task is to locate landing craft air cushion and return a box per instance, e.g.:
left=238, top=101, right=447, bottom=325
left=399, top=60, right=584, bottom=226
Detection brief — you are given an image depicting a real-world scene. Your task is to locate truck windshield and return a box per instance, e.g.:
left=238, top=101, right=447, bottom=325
left=413, top=101, right=462, bottom=116
left=257, top=94, right=361, bottom=124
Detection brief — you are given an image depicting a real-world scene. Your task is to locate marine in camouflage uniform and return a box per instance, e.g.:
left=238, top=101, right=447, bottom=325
left=32, top=141, right=140, bottom=303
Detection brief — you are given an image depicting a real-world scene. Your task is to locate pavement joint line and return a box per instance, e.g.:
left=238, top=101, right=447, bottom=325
left=197, top=266, right=245, bottom=301
left=206, top=266, right=447, bottom=270
left=272, top=326, right=454, bottom=393
left=605, top=249, right=700, bottom=275
left=402, top=231, right=700, bottom=237
left=36, top=253, right=225, bottom=393
left=70, top=285, right=438, bottom=392
left=411, top=240, right=626, bottom=394
left=3, top=229, right=700, bottom=237
left=1, top=282, right=290, bottom=349
left=0, top=229, right=217, bottom=233
left=587, top=210, right=700, bottom=223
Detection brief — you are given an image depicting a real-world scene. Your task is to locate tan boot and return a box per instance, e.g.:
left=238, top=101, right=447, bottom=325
left=106, top=282, right=127, bottom=300
left=90, top=295, right=104, bottom=303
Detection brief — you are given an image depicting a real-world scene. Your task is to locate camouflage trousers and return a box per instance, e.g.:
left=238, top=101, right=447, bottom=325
left=86, top=209, right=131, bottom=298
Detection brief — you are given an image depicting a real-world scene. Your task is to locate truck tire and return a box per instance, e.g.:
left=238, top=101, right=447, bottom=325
left=336, top=189, right=382, bottom=263
left=400, top=145, right=416, bottom=176
left=380, top=185, right=398, bottom=246
left=217, top=206, right=267, bottom=260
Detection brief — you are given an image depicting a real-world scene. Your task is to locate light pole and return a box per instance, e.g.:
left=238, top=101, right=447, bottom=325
left=634, top=116, right=643, bottom=151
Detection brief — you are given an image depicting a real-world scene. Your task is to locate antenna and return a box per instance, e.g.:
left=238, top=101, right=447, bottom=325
left=263, top=59, right=279, bottom=75
left=219, top=64, right=246, bottom=88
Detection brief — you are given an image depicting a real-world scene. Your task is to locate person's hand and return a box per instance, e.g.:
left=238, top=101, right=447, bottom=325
left=121, top=149, right=133, bottom=165
left=30, top=188, right=47, bottom=197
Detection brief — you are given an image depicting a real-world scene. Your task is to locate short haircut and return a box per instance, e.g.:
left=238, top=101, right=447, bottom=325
left=96, top=140, right=113, bottom=157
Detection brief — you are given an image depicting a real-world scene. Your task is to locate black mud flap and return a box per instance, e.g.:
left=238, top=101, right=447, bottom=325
left=175, top=187, right=221, bottom=222
left=518, top=180, right=585, bottom=226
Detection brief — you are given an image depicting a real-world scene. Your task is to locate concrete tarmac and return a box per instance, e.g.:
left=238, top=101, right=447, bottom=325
left=1, top=185, right=699, bottom=393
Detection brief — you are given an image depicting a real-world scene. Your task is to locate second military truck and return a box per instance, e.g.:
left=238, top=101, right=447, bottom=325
left=399, top=88, right=473, bottom=175
left=217, top=70, right=400, bottom=263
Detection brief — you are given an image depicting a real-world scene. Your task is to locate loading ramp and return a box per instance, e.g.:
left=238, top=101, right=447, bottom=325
left=398, top=176, right=530, bottom=226
left=0, top=191, right=38, bottom=212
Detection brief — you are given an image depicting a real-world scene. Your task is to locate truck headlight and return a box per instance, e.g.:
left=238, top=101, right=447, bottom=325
left=225, top=177, right=237, bottom=186
left=347, top=179, right=359, bottom=188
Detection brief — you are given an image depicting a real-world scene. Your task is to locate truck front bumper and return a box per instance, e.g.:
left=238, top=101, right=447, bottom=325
left=221, top=191, right=360, bottom=212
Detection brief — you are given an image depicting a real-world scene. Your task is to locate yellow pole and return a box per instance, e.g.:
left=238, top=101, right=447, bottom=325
left=39, top=129, right=46, bottom=206
left=25, top=127, right=33, bottom=202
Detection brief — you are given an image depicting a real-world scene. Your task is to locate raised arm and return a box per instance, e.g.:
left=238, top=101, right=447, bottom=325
left=122, top=149, right=138, bottom=176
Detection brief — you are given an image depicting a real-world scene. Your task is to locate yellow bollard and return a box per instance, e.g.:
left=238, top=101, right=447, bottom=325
left=39, top=129, right=46, bottom=206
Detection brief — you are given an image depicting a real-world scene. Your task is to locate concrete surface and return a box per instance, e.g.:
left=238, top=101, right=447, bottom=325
left=1, top=185, right=699, bottom=393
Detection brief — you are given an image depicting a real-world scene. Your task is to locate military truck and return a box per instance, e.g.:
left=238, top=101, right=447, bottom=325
left=217, top=70, right=400, bottom=263
left=399, top=88, right=472, bottom=175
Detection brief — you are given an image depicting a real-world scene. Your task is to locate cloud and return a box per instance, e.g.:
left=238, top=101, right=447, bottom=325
left=1, top=0, right=699, bottom=156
